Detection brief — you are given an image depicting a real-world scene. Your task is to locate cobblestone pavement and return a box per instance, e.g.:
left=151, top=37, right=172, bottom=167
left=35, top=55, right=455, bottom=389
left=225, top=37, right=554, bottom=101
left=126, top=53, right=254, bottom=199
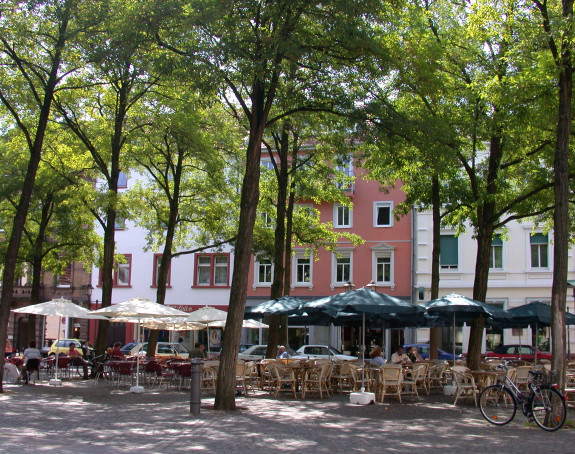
left=0, top=379, right=573, bottom=454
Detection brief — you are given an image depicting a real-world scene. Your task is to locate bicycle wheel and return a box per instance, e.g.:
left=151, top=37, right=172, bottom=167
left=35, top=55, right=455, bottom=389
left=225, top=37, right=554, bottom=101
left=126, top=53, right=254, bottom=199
left=479, top=385, right=516, bottom=425
left=530, top=387, right=566, bottom=432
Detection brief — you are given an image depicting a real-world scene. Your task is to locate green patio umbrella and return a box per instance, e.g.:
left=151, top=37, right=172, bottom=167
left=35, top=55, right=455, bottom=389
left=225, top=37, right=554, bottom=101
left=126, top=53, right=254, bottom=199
left=302, top=288, right=425, bottom=391
left=424, top=293, right=511, bottom=362
left=498, top=301, right=575, bottom=362
left=244, top=295, right=305, bottom=318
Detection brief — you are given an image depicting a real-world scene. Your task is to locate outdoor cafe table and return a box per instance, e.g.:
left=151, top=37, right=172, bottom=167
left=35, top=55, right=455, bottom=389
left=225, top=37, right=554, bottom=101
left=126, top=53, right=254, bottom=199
left=471, top=369, right=504, bottom=391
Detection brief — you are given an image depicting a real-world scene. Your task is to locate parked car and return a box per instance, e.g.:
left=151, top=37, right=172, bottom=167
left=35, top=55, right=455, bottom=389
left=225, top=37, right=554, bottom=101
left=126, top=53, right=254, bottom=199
left=483, top=344, right=552, bottom=361
left=403, top=343, right=462, bottom=361
left=47, top=339, right=94, bottom=357
left=293, top=345, right=357, bottom=361
left=238, top=343, right=254, bottom=353
left=120, top=342, right=190, bottom=359
left=238, top=344, right=297, bottom=361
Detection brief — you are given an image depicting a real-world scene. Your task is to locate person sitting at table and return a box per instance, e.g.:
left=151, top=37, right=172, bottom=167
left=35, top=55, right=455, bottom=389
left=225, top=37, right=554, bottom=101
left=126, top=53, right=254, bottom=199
left=189, top=343, right=207, bottom=359
left=369, top=346, right=386, bottom=367
left=390, top=346, right=412, bottom=366
left=407, top=346, right=424, bottom=363
left=67, top=342, right=89, bottom=379
left=111, top=342, right=126, bottom=359
left=22, top=340, right=42, bottom=384
left=277, top=346, right=289, bottom=359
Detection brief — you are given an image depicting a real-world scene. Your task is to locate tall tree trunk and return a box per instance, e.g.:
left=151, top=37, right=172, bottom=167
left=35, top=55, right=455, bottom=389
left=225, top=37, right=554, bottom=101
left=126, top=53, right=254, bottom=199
left=467, top=134, right=502, bottom=370
left=214, top=85, right=266, bottom=410
left=148, top=144, right=183, bottom=357
left=266, top=123, right=290, bottom=359
left=550, top=0, right=572, bottom=388
left=429, top=175, right=441, bottom=359
left=0, top=9, right=70, bottom=391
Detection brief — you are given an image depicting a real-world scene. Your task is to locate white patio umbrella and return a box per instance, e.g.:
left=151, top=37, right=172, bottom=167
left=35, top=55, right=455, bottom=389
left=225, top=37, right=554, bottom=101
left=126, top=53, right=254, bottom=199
left=208, top=318, right=268, bottom=329
left=185, top=306, right=228, bottom=355
left=12, top=297, right=107, bottom=386
left=89, top=298, right=188, bottom=393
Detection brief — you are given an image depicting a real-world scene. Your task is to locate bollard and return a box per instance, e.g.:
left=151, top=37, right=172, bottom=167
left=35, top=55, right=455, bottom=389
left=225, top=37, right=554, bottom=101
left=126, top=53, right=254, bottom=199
left=190, top=359, right=202, bottom=415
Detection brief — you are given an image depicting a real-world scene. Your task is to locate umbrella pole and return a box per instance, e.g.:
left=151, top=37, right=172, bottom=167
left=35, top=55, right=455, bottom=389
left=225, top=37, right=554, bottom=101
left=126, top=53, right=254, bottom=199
left=361, top=312, right=366, bottom=391
left=452, top=313, right=456, bottom=366
left=49, top=315, right=63, bottom=386
left=535, top=321, right=538, bottom=364
left=130, top=318, right=144, bottom=393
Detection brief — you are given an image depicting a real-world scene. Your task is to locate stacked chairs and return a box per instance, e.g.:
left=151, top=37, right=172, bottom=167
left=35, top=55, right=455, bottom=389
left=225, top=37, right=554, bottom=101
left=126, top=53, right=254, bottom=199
left=268, top=363, right=298, bottom=398
left=401, top=365, right=424, bottom=401
left=243, top=361, right=259, bottom=396
left=175, top=363, right=192, bottom=390
left=452, top=368, right=478, bottom=406
left=375, top=364, right=403, bottom=403
left=429, top=361, right=448, bottom=390
left=200, top=364, right=217, bottom=394
left=330, top=362, right=358, bottom=393
left=111, top=361, right=135, bottom=388
left=301, top=363, right=333, bottom=399
left=413, top=362, right=430, bottom=395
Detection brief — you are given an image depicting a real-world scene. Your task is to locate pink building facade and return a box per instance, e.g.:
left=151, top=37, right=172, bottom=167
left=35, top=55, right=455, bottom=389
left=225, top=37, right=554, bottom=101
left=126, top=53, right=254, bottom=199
left=245, top=162, right=414, bottom=354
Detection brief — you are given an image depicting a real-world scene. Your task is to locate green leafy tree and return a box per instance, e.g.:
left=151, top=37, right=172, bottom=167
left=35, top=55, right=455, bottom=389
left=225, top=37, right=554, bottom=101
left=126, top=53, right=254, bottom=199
left=125, top=89, right=242, bottom=356
left=154, top=0, right=381, bottom=409
left=0, top=0, right=102, bottom=390
left=53, top=1, right=161, bottom=355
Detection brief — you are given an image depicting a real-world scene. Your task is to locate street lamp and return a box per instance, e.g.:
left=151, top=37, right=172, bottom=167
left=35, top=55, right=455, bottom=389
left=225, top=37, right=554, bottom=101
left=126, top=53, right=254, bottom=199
left=366, top=280, right=377, bottom=292
left=344, top=281, right=355, bottom=292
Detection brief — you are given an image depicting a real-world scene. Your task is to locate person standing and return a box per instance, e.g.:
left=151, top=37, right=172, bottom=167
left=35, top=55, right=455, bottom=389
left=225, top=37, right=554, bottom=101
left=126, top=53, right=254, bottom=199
left=22, top=340, right=42, bottom=384
left=189, top=343, right=207, bottom=359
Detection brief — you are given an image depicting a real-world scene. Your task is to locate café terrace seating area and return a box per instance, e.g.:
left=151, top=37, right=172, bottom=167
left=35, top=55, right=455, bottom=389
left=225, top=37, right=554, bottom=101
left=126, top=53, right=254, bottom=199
left=7, top=353, right=575, bottom=409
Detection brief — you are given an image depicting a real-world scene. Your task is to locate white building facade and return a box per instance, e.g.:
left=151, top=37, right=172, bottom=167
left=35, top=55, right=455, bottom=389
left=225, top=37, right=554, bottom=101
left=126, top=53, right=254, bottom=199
left=413, top=209, right=575, bottom=355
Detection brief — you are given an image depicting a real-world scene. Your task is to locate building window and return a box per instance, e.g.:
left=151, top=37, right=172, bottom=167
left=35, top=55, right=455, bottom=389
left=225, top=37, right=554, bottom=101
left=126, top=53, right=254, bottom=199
left=334, top=155, right=354, bottom=190
left=489, top=234, right=503, bottom=269
left=295, top=255, right=312, bottom=285
left=118, top=171, right=128, bottom=188
left=256, top=258, right=273, bottom=285
left=152, top=254, right=171, bottom=287
left=371, top=243, right=395, bottom=287
left=260, top=159, right=275, bottom=171
left=335, top=253, right=352, bottom=284
left=55, top=263, right=72, bottom=287
left=115, top=255, right=131, bottom=286
left=376, top=255, right=392, bottom=283
left=373, top=202, right=393, bottom=227
left=261, top=212, right=274, bottom=229
left=440, top=234, right=458, bottom=269
left=194, top=254, right=230, bottom=287
left=530, top=233, right=549, bottom=268
left=114, top=217, right=125, bottom=230
left=334, top=204, right=352, bottom=228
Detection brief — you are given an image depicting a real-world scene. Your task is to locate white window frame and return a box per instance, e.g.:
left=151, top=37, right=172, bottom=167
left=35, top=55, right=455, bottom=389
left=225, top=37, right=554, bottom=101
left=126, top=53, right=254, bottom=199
left=489, top=234, right=504, bottom=270
left=529, top=232, right=550, bottom=270
left=334, top=154, right=354, bottom=191
left=371, top=243, right=395, bottom=289
left=373, top=201, right=393, bottom=228
left=292, top=251, right=313, bottom=289
left=333, top=203, right=352, bottom=228
left=440, top=233, right=459, bottom=270
left=331, top=249, right=354, bottom=289
left=253, top=258, right=273, bottom=288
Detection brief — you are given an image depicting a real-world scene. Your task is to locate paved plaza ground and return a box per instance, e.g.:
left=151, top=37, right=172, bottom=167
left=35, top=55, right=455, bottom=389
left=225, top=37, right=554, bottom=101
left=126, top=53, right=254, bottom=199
left=0, top=379, right=573, bottom=454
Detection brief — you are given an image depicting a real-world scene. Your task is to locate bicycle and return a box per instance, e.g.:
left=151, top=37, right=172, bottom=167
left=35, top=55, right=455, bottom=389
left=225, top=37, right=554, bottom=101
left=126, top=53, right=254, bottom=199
left=478, top=362, right=567, bottom=431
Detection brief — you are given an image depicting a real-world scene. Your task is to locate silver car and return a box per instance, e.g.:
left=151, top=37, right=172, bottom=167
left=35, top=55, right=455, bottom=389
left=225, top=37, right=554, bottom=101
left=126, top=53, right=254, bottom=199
left=293, top=345, right=357, bottom=361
